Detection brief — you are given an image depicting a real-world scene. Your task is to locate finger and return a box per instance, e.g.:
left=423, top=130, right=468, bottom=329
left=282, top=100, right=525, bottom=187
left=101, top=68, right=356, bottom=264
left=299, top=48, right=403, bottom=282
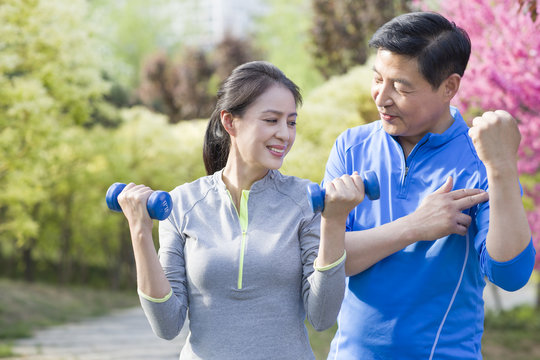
left=339, top=174, right=366, bottom=197
left=467, top=126, right=477, bottom=140
left=331, top=177, right=354, bottom=200
left=455, top=223, right=469, bottom=236
left=433, top=177, right=453, bottom=195
left=455, top=191, right=489, bottom=210
left=132, top=185, right=152, bottom=195
left=472, top=111, right=495, bottom=128
left=456, top=213, right=472, bottom=228
left=494, top=109, right=511, bottom=119
left=471, top=115, right=483, bottom=128
left=449, top=187, right=486, bottom=200
left=351, top=174, right=365, bottom=194
left=122, top=182, right=137, bottom=192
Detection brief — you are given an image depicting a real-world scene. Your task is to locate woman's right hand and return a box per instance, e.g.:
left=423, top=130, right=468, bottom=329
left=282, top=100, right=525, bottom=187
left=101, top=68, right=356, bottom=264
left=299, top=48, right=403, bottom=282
left=117, top=183, right=154, bottom=231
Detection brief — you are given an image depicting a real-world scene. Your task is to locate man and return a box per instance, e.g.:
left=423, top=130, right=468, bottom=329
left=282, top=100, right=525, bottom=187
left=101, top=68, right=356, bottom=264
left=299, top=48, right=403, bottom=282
left=325, top=11, right=535, bottom=359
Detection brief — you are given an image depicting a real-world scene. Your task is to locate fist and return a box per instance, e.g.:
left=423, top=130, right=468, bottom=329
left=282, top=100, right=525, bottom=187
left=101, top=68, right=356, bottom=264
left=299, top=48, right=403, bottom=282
left=468, top=110, right=521, bottom=169
left=323, top=173, right=365, bottom=220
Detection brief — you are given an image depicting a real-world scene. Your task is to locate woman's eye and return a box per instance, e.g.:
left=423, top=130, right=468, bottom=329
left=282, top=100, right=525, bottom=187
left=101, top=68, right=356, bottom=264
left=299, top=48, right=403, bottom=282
left=264, top=119, right=277, bottom=123
left=288, top=121, right=297, bottom=127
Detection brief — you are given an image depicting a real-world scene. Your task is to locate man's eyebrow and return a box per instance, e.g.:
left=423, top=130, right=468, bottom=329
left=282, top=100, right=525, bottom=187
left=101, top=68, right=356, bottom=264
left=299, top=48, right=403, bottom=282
left=372, top=66, right=414, bottom=88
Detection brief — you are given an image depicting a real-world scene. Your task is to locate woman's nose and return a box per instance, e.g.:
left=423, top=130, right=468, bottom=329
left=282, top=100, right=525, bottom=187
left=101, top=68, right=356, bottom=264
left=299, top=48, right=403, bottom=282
left=275, top=120, right=290, bottom=140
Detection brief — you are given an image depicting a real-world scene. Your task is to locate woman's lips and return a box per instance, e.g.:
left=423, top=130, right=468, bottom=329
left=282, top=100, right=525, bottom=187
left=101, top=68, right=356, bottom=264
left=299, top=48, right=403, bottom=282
left=267, top=145, right=286, bottom=157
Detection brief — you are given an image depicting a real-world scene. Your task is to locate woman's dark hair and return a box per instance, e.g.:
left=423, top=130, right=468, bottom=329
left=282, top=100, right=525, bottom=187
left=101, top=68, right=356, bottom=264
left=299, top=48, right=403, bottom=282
left=203, top=61, right=302, bottom=175
left=369, top=12, right=471, bottom=89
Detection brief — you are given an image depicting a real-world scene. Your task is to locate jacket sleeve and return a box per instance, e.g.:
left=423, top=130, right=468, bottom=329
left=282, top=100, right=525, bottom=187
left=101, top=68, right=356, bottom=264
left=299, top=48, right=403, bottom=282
left=475, top=183, right=536, bottom=292
left=299, top=210, right=346, bottom=331
left=138, top=207, right=189, bottom=340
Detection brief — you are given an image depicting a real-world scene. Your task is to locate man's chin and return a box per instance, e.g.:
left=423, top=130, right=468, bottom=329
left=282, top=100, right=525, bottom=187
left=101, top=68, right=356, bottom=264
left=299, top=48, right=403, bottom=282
left=381, top=121, right=402, bottom=136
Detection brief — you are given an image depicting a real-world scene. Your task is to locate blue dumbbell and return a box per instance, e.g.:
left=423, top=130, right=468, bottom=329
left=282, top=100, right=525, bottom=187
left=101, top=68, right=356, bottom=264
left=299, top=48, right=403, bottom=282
left=307, top=170, right=380, bottom=213
left=105, top=183, right=173, bottom=221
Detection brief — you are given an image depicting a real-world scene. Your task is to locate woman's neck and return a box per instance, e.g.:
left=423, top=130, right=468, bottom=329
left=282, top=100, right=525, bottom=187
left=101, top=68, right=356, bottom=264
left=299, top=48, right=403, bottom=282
left=222, top=160, right=268, bottom=210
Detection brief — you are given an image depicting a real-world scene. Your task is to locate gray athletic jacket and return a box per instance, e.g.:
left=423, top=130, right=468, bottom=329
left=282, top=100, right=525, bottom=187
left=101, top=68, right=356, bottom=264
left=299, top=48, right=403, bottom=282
left=139, top=169, right=346, bottom=359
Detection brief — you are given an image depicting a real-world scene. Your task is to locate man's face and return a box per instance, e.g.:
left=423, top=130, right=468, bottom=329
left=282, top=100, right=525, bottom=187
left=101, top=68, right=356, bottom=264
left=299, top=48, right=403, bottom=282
left=371, top=49, right=453, bottom=147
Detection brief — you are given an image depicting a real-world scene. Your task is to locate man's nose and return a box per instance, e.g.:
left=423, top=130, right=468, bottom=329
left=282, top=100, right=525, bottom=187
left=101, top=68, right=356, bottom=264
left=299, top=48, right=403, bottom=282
left=374, top=84, right=393, bottom=108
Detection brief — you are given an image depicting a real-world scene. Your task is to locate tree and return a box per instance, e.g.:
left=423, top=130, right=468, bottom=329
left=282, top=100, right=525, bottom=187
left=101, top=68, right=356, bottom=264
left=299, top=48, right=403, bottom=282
left=519, top=0, right=538, bottom=21
left=254, top=0, right=325, bottom=94
left=137, top=35, right=259, bottom=123
left=0, top=0, right=110, bottom=280
left=309, top=0, right=410, bottom=79
left=212, top=33, right=262, bottom=85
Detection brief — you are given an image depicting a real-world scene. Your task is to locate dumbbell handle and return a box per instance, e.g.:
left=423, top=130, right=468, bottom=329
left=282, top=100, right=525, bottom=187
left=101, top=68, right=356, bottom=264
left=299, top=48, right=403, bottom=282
left=307, top=170, right=380, bottom=213
left=105, top=183, right=173, bottom=221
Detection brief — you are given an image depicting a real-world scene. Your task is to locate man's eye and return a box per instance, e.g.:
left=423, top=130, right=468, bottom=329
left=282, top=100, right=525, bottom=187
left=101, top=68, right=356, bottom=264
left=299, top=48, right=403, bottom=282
left=395, top=86, right=410, bottom=94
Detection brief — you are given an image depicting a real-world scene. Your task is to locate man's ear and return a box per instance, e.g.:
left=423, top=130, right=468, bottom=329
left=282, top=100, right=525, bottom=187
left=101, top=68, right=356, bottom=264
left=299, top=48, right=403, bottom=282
left=442, top=73, right=461, bottom=101
left=220, top=110, right=236, bottom=136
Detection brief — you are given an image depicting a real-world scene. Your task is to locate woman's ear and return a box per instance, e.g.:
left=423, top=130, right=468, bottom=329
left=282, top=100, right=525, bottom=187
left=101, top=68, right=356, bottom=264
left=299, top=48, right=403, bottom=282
left=442, top=73, right=461, bottom=101
left=220, top=110, right=236, bottom=136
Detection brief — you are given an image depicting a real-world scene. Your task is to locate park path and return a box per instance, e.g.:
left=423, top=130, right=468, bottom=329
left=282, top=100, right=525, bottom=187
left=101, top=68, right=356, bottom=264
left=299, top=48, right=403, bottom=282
left=8, top=281, right=536, bottom=360
left=10, top=307, right=188, bottom=360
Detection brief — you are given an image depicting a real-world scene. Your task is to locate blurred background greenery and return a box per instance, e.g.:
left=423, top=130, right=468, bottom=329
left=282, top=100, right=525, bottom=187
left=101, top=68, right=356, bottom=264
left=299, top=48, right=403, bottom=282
left=0, top=0, right=538, bottom=358
left=0, top=0, right=405, bottom=290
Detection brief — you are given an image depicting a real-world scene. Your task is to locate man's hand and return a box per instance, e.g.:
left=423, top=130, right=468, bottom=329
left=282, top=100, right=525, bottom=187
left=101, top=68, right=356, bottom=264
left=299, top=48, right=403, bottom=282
left=468, top=110, right=520, bottom=172
left=405, top=177, right=489, bottom=240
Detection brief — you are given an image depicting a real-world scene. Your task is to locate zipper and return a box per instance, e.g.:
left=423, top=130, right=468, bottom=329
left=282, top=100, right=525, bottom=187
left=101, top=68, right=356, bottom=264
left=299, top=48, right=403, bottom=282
left=227, top=190, right=249, bottom=290
left=398, top=136, right=430, bottom=197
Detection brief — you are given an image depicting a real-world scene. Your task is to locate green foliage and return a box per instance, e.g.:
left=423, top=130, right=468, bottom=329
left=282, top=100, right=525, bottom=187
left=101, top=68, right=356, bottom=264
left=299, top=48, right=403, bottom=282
left=254, top=0, right=325, bottom=94
left=0, top=0, right=377, bottom=288
left=89, top=0, right=182, bottom=90
left=0, top=0, right=110, bottom=249
left=485, top=305, right=540, bottom=331
left=282, top=60, right=378, bottom=182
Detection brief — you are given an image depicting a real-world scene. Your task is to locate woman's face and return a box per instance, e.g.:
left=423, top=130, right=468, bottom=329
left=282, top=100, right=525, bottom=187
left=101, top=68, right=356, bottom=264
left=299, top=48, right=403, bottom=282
left=230, top=84, right=297, bottom=175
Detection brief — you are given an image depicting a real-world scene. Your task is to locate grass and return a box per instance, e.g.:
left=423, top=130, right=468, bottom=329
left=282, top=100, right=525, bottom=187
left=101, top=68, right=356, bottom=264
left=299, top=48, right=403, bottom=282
left=306, top=322, right=337, bottom=360
left=0, top=278, right=539, bottom=360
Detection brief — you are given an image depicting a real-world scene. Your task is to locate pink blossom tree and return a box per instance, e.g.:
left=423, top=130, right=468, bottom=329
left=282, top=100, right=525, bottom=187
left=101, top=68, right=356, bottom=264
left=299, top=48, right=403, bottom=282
left=414, top=0, right=540, bottom=276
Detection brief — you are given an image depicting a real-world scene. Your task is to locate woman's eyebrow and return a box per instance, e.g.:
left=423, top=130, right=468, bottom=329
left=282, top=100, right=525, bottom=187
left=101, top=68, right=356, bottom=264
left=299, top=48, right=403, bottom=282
left=262, top=109, right=297, bottom=117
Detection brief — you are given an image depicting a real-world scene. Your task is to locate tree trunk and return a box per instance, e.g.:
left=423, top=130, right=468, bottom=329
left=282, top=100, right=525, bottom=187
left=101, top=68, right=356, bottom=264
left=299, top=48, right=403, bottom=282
left=536, top=280, right=540, bottom=310
left=23, top=241, right=35, bottom=282
left=59, top=196, right=73, bottom=285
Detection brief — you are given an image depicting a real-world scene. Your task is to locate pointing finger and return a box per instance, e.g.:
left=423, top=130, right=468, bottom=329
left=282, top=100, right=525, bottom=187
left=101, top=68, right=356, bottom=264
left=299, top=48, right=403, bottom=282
left=455, top=191, right=489, bottom=211
left=449, top=188, right=486, bottom=200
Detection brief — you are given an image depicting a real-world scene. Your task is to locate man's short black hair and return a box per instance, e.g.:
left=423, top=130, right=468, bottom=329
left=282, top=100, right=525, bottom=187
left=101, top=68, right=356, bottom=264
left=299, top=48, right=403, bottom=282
left=369, top=12, right=471, bottom=89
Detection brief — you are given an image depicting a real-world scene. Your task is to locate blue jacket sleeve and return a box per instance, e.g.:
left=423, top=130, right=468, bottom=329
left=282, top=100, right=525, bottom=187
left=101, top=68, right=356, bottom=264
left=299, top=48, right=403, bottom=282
left=481, top=238, right=536, bottom=291
left=475, top=182, right=536, bottom=292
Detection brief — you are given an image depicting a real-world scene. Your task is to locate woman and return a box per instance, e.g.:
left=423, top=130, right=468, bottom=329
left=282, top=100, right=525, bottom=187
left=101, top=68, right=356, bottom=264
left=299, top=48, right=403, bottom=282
left=117, top=61, right=366, bottom=359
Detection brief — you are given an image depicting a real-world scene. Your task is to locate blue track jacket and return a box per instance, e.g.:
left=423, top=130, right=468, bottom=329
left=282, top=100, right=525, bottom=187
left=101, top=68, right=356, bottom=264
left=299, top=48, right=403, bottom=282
left=325, top=107, right=535, bottom=360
